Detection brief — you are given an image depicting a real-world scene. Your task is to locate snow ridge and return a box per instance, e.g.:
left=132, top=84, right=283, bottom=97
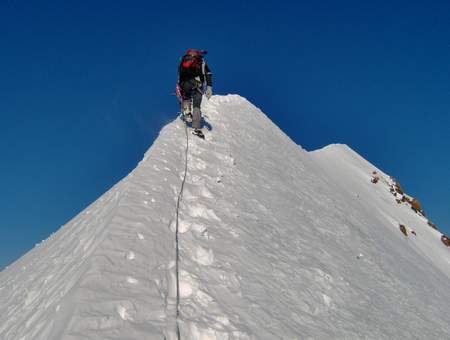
left=1, top=95, right=450, bottom=339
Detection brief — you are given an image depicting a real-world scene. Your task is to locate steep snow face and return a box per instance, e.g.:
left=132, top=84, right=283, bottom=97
left=1, top=95, right=450, bottom=340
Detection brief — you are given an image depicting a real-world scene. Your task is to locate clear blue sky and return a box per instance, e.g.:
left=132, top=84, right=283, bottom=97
left=1, top=0, right=449, bottom=270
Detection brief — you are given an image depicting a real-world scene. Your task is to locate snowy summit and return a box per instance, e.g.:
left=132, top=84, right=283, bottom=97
left=1, top=95, right=450, bottom=339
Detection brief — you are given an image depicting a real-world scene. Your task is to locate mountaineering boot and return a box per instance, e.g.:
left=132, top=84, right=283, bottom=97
left=192, top=129, right=205, bottom=139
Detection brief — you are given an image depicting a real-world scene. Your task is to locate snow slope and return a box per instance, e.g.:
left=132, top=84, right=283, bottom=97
left=1, top=95, right=450, bottom=339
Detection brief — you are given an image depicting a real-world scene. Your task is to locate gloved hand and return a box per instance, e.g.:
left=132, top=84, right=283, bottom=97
left=205, top=86, right=212, bottom=99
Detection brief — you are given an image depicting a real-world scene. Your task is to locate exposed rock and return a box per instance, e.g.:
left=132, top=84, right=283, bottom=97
left=441, top=235, right=450, bottom=247
left=399, top=224, right=408, bottom=237
left=411, top=199, right=422, bottom=214
left=394, top=181, right=404, bottom=195
left=427, top=220, right=438, bottom=230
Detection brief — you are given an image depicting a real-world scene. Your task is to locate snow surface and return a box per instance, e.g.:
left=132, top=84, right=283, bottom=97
left=1, top=95, right=450, bottom=339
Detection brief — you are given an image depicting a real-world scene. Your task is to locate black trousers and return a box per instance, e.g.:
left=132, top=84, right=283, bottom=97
left=179, top=79, right=202, bottom=109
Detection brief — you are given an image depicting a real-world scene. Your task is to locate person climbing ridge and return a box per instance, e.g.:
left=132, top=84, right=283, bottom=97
left=176, top=49, right=212, bottom=139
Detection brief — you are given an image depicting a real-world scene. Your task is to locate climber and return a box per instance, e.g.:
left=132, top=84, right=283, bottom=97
left=177, top=49, right=212, bottom=139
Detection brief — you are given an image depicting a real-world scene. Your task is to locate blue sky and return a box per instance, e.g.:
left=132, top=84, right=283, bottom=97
left=1, top=0, right=449, bottom=270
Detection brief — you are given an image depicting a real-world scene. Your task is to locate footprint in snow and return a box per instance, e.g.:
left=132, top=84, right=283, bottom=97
left=192, top=246, right=214, bottom=266
left=191, top=223, right=210, bottom=238
left=178, top=220, right=191, bottom=233
left=179, top=270, right=199, bottom=298
left=189, top=204, right=221, bottom=221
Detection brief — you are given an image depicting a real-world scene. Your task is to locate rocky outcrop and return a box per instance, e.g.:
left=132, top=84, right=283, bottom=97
left=441, top=235, right=450, bottom=247
left=399, top=224, right=408, bottom=237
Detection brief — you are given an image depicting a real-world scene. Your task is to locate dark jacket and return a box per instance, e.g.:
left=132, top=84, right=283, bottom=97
left=178, top=56, right=212, bottom=87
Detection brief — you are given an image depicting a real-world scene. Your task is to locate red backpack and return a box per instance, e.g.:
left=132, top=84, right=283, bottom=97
left=181, top=49, right=207, bottom=70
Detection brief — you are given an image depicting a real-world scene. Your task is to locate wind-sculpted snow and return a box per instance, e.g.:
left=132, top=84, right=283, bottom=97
left=1, top=95, right=450, bottom=339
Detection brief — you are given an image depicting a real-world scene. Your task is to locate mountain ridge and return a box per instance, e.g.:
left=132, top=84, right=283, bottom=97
left=1, top=95, right=449, bottom=339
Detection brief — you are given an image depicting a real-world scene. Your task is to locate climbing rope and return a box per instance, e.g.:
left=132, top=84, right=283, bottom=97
left=174, top=119, right=189, bottom=340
